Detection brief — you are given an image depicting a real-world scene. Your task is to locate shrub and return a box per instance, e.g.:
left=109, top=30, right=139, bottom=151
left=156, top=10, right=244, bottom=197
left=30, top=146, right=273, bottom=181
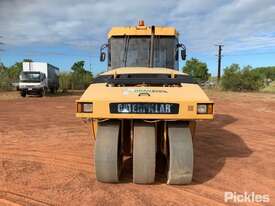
left=221, top=64, right=264, bottom=91
left=240, top=66, right=264, bottom=91
left=59, top=72, right=72, bottom=92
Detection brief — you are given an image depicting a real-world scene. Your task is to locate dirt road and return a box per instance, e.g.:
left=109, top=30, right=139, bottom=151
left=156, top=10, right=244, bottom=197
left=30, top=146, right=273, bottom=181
left=0, top=91, right=274, bottom=206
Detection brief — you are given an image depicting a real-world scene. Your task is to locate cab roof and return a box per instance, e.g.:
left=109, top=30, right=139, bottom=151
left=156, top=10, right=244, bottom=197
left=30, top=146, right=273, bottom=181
left=108, top=20, right=178, bottom=38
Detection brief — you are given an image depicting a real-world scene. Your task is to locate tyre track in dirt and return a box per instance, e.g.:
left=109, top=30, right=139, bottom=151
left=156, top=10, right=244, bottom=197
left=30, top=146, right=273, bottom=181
left=0, top=190, right=54, bottom=206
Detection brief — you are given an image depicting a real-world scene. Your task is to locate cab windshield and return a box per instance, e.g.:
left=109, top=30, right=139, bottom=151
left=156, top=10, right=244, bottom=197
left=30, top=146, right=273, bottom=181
left=20, top=72, right=42, bottom=83
left=109, top=36, right=178, bottom=70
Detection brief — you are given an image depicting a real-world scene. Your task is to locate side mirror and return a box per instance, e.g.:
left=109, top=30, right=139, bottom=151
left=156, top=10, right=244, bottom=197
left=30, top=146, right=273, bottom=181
left=99, top=43, right=109, bottom=62
left=100, top=52, right=106, bottom=62
left=176, top=43, right=187, bottom=61
left=181, top=49, right=186, bottom=60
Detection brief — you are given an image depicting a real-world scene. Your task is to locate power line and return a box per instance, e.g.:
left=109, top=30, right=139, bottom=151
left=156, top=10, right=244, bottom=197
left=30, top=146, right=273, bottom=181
left=224, top=51, right=275, bottom=57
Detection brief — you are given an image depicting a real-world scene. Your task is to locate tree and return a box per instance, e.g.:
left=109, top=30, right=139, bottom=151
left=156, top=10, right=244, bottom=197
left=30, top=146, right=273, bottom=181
left=221, top=64, right=264, bottom=91
left=0, top=63, right=9, bottom=90
left=182, top=58, right=210, bottom=83
left=0, top=63, right=6, bottom=72
left=7, top=62, right=23, bottom=82
left=70, top=61, right=93, bottom=90
left=71, top=61, right=86, bottom=73
left=253, top=66, right=275, bottom=81
left=0, top=62, right=22, bottom=90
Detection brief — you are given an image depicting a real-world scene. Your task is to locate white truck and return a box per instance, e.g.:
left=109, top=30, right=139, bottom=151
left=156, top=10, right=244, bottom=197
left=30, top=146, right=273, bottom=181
left=19, top=62, right=59, bottom=97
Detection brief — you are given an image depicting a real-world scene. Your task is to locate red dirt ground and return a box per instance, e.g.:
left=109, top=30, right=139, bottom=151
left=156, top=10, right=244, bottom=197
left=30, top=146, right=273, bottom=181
left=0, top=91, right=274, bottom=206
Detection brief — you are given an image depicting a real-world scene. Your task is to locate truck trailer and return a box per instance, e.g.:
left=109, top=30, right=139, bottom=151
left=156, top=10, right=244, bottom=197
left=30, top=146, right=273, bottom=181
left=19, top=62, right=59, bottom=97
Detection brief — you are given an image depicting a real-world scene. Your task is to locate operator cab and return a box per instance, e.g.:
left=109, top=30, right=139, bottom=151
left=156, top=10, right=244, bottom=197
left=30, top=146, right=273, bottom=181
left=100, top=20, right=186, bottom=70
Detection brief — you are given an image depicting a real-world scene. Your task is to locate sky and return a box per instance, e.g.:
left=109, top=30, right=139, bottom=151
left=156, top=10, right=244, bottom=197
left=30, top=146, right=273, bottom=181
left=1, top=0, right=275, bottom=75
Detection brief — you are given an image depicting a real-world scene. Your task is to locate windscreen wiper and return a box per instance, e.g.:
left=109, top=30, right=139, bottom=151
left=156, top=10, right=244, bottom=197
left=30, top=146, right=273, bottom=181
left=122, top=35, right=129, bottom=67
left=149, top=25, right=155, bottom=67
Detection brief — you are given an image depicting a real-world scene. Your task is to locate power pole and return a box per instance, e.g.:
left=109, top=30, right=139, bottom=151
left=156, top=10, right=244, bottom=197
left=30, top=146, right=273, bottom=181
left=215, top=44, right=224, bottom=83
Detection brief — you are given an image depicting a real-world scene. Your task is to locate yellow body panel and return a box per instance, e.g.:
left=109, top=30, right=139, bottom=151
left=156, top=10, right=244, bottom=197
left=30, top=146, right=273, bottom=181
left=76, top=67, right=214, bottom=120
left=108, top=26, right=177, bottom=38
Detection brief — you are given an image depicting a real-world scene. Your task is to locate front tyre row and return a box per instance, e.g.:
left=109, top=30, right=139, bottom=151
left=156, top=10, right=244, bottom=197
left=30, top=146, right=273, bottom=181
left=95, top=121, right=194, bottom=185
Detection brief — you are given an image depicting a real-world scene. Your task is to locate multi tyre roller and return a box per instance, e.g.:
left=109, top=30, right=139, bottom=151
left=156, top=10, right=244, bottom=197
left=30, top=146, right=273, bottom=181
left=94, top=120, right=194, bottom=184
left=76, top=21, right=214, bottom=185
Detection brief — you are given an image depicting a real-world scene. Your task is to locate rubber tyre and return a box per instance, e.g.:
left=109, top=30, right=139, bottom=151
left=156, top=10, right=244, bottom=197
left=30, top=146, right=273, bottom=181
left=167, top=122, right=193, bottom=185
left=95, top=121, right=121, bottom=183
left=133, top=122, right=156, bottom=184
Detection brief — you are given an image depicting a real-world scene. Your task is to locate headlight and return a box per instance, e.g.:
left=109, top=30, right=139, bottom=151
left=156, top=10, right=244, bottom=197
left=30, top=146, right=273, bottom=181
left=197, top=103, right=213, bottom=114
left=77, top=102, right=93, bottom=113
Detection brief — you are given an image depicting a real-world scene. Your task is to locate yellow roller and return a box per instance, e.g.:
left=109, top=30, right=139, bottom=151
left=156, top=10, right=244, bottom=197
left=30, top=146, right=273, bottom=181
left=76, top=20, right=214, bottom=184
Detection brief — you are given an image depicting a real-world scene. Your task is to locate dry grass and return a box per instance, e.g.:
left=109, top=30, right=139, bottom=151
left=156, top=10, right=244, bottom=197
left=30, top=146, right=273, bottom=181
left=261, top=81, right=275, bottom=93
left=0, top=90, right=84, bottom=101
left=0, top=91, right=20, bottom=100
left=204, top=88, right=275, bottom=102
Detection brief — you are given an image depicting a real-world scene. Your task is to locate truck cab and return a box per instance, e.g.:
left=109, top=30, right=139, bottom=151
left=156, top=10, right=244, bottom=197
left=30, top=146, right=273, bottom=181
left=19, top=71, right=47, bottom=97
